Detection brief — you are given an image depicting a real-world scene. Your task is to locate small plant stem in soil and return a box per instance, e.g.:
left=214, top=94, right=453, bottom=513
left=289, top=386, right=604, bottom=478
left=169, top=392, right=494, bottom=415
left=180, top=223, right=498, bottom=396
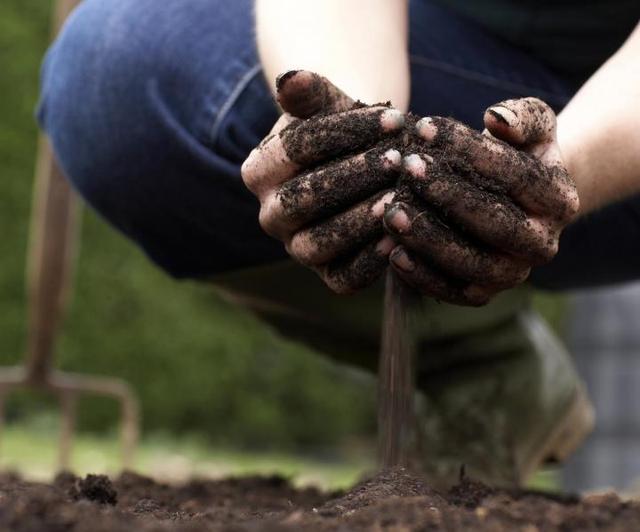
left=378, top=269, right=417, bottom=468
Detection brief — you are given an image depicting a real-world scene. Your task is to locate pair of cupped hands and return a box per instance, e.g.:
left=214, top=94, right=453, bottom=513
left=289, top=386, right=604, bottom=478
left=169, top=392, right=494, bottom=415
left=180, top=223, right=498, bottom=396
left=241, top=71, right=579, bottom=305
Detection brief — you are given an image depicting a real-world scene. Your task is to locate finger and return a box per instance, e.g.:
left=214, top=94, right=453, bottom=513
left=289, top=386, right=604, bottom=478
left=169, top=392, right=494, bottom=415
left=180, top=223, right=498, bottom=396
left=262, top=148, right=401, bottom=235
left=282, top=106, right=404, bottom=167
left=276, top=70, right=354, bottom=118
left=289, top=190, right=395, bottom=266
left=242, top=106, right=404, bottom=197
left=484, top=126, right=579, bottom=222
left=389, top=246, right=497, bottom=306
left=252, top=112, right=296, bottom=153
left=415, top=117, right=576, bottom=219
left=404, top=154, right=558, bottom=264
left=241, top=113, right=296, bottom=196
left=384, top=201, right=530, bottom=287
left=320, top=237, right=395, bottom=295
left=483, top=97, right=557, bottom=146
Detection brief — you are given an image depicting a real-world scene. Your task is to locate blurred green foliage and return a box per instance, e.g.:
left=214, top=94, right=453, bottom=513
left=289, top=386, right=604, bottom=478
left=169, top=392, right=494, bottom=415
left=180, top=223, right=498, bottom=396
left=0, top=0, right=377, bottom=450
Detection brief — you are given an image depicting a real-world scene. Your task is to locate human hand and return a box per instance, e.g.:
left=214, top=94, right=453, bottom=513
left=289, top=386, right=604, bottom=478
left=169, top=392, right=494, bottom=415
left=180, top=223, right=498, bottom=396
left=241, top=71, right=405, bottom=293
left=384, top=98, right=580, bottom=305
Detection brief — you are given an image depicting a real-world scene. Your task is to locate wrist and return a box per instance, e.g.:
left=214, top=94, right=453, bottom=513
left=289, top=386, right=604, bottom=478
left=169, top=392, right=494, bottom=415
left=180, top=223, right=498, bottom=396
left=557, top=118, right=596, bottom=216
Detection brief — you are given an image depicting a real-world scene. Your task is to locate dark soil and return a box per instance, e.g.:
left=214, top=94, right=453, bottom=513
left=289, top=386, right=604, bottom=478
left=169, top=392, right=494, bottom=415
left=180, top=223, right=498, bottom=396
left=378, top=270, right=417, bottom=469
left=1, top=468, right=638, bottom=531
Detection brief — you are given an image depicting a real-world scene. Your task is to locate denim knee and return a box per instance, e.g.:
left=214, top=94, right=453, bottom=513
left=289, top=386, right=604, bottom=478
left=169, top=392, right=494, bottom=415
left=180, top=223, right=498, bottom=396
left=40, top=0, right=184, bottom=197
left=37, top=0, right=284, bottom=278
left=39, top=0, right=235, bottom=186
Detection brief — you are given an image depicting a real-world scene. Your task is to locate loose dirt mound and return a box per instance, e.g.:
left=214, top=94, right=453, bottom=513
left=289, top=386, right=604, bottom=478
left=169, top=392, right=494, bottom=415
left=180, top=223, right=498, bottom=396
left=0, top=468, right=638, bottom=531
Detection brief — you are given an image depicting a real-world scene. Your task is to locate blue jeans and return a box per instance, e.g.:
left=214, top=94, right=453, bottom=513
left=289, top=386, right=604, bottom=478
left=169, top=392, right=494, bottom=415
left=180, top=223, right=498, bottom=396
left=38, top=0, right=639, bottom=369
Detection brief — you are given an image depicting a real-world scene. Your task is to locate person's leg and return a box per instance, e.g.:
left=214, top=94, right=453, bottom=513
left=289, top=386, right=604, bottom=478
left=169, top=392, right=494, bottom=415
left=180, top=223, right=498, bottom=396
left=38, top=0, right=284, bottom=280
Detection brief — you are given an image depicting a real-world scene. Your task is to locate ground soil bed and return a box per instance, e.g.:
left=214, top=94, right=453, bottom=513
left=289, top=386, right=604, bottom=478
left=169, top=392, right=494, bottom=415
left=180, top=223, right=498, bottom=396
left=1, top=468, right=639, bottom=531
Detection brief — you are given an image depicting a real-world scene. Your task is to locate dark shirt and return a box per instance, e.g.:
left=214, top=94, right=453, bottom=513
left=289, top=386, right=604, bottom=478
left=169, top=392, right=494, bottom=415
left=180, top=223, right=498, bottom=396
left=434, top=0, right=640, bottom=87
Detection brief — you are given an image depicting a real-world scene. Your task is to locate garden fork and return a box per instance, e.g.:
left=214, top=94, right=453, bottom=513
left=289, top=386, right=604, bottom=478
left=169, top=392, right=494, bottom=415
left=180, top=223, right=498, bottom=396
left=0, top=0, right=140, bottom=471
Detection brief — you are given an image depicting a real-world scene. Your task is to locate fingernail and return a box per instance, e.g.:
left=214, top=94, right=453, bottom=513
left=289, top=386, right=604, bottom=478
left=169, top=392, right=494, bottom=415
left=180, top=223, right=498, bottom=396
left=275, top=70, right=301, bottom=92
left=375, top=236, right=396, bottom=255
left=390, top=248, right=415, bottom=272
left=380, top=109, right=405, bottom=131
left=381, top=149, right=401, bottom=169
left=403, top=154, right=427, bottom=176
left=487, top=106, right=518, bottom=127
left=384, top=205, right=411, bottom=234
left=416, top=117, right=438, bottom=140
left=371, top=191, right=396, bottom=217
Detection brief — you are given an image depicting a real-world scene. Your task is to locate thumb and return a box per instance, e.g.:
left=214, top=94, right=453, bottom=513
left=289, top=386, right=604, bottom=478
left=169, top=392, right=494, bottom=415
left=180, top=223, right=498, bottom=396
left=276, top=70, right=354, bottom=119
left=484, top=97, right=557, bottom=146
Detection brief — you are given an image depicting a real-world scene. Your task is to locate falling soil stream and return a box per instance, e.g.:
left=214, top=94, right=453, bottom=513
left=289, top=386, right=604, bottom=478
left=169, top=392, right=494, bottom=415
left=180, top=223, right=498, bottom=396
left=378, top=269, right=416, bottom=468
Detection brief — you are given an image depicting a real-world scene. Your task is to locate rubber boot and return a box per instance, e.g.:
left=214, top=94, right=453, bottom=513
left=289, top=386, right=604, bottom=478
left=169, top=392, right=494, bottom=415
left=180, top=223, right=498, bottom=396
left=414, top=309, right=594, bottom=488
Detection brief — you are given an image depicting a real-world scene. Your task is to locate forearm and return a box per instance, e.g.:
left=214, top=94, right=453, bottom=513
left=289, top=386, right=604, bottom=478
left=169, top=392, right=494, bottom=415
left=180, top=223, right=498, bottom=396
left=558, top=22, right=640, bottom=215
left=255, top=0, right=410, bottom=111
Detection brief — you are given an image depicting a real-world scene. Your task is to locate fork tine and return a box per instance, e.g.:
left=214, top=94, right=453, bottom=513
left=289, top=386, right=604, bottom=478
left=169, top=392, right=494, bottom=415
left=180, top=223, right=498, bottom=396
left=0, top=388, right=6, bottom=465
left=58, top=391, right=76, bottom=471
left=120, top=390, right=140, bottom=470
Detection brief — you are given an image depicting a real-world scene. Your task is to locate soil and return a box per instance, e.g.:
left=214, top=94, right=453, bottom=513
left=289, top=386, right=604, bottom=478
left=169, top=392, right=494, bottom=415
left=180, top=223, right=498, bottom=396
left=1, top=468, right=638, bottom=531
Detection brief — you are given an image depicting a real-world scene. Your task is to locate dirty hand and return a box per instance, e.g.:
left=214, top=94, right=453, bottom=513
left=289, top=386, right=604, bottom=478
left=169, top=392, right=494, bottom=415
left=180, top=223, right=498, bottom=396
left=241, top=71, right=405, bottom=293
left=384, top=98, right=580, bottom=305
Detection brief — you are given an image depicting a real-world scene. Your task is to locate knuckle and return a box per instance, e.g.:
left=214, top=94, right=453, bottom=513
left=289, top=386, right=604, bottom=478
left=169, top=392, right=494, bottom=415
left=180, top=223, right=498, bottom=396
left=545, top=167, right=580, bottom=222
left=533, top=237, right=559, bottom=264
left=258, top=196, right=286, bottom=238
left=240, top=155, right=259, bottom=193
left=525, top=96, right=553, bottom=113
left=269, top=191, right=291, bottom=222
left=494, top=265, right=530, bottom=287
left=257, top=207, right=275, bottom=236
left=482, top=262, right=514, bottom=286
left=518, top=219, right=558, bottom=264
left=488, top=253, right=531, bottom=282
left=496, top=97, right=519, bottom=108
left=322, top=272, right=354, bottom=295
left=510, top=265, right=532, bottom=284
left=450, top=121, right=469, bottom=139
left=289, top=233, right=321, bottom=266
left=463, top=286, right=493, bottom=307
left=562, top=189, right=581, bottom=222
left=331, top=283, right=355, bottom=296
